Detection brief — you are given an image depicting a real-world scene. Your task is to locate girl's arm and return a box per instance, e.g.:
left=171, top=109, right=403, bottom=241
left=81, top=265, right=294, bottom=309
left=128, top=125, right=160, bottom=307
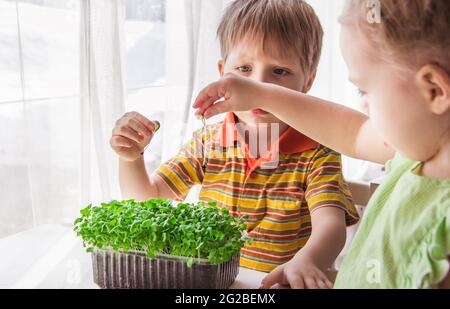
left=261, top=86, right=395, bottom=165
left=194, top=74, right=395, bottom=164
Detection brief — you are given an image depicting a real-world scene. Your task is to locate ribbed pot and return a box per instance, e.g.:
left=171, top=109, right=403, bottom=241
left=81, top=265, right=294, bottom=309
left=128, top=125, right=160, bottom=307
left=91, top=248, right=240, bottom=289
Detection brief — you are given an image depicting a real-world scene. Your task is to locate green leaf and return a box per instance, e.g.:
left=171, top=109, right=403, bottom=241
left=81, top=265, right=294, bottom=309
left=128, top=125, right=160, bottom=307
left=72, top=199, right=246, bottom=265
left=80, top=206, right=91, bottom=217
left=187, top=257, right=194, bottom=268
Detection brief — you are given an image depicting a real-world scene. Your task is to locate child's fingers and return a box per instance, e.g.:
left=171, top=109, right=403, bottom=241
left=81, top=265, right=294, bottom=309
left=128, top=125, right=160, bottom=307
left=288, top=276, right=305, bottom=289
left=133, top=113, right=159, bottom=133
left=113, top=125, right=143, bottom=144
left=317, top=278, right=332, bottom=289
left=194, top=96, right=221, bottom=117
left=128, top=117, right=152, bottom=138
left=193, top=81, right=223, bottom=109
left=324, top=278, right=334, bottom=289
left=260, top=266, right=284, bottom=289
left=300, top=276, right=317, bottom=289
left=203, top=100, right=232, bottom=119
left=110, top=135, right=134, bottom=148
left=317, top=272, right=333, bottom=289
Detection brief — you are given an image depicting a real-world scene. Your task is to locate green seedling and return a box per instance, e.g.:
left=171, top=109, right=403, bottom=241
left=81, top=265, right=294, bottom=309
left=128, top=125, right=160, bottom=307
left=74, top=199, right=248, bottom=267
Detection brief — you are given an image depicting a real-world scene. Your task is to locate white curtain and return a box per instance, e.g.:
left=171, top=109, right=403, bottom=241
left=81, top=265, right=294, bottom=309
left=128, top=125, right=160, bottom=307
left=0, top=0, right=85, bottom=238
left=79, top=0, right=126, bottom=206
left=0, top=0, right=126, bottom=238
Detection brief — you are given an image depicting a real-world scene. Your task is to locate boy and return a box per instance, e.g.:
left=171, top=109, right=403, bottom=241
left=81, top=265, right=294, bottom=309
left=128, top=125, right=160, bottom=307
left=110, top=0, right=358, bottom=288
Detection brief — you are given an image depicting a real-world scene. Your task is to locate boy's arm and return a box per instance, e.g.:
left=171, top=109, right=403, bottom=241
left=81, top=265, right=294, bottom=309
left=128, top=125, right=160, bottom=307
left=110, top=111, right=178, bottom=201
left=261, top=207, right=346, bottom=289
left=194, top=74, right=395, bottom=164
left=119, top=157, right=178, bottom=201
left=297, top=207, right=347, bottom=272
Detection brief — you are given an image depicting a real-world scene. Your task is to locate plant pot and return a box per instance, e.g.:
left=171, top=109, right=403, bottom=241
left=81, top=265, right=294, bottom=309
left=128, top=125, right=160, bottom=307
left=92, top=248, right=240, bottom=289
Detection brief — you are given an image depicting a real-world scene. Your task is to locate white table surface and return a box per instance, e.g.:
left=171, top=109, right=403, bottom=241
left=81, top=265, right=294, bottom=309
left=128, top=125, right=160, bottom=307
left=0, top=224, right=267, bottom=289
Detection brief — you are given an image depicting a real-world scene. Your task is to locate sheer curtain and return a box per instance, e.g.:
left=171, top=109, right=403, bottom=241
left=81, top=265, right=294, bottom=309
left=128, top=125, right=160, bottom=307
left=79, top=0, right=126, bottom=206
left=0, top=0, right=83, bottom=238
left=0, top=0, right=126, bottom=238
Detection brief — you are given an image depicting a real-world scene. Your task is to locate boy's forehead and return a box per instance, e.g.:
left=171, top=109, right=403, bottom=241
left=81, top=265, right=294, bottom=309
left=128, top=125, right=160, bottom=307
left=227, top=39, right=301, bottom=67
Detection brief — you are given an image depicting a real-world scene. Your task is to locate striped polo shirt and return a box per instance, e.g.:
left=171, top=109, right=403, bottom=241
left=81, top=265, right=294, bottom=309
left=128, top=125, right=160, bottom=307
left=156, top=113, right=359, bottom=272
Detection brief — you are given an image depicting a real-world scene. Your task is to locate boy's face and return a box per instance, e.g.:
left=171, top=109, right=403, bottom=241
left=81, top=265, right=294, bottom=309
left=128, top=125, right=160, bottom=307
left=219, top=40, right=315, bottom=127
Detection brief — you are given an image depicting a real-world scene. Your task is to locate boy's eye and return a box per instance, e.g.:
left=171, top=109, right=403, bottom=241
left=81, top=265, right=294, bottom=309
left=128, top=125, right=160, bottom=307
left=237, top=66, right=251, bottom=73
left=273, top=68, right=288, bottom=76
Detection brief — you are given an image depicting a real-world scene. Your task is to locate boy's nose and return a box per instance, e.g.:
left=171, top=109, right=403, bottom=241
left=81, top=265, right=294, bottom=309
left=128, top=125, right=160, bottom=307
left=250, top=71, right=271, bottom=84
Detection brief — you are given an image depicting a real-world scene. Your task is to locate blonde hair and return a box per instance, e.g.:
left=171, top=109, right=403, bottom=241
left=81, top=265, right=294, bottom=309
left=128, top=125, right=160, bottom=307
left=217, top=0, right=324, bottom=76
left=341, top=0, right=450, bottom=73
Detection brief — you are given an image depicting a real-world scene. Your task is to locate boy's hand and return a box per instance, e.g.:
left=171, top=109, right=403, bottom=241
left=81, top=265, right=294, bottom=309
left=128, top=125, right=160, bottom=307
left=260, top=254, right=333, bottom=289
left=110, top=112, right=160, bottom=162
left=193, top=73, right=267, bottom=119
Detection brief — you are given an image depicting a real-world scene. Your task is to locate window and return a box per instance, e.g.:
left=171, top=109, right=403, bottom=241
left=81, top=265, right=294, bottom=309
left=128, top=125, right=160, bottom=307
left=0, top=0, right=80, bottom=101
left=125, top=0, right=166, bottom=89
left=0, top=0, right=80, bottom=238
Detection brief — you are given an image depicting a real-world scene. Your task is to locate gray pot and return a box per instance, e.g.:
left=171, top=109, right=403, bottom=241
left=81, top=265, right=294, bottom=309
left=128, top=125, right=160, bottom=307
left=92, top=248, right=240, bottom=289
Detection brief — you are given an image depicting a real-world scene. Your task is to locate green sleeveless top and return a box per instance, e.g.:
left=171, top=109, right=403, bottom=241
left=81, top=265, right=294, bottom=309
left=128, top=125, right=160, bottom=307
left=335, top=153, right=450, bottom=288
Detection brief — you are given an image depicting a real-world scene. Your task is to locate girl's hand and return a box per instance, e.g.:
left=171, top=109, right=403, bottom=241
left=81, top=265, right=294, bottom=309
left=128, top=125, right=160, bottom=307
left=193, top=73, right=267, bottom=119
left=110, top=112, right=159, bottom=162
left=260, top=254, right=333, bottom=289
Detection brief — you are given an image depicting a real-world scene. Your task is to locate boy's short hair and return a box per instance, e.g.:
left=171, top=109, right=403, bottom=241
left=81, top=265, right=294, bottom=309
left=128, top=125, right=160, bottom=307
left=217, top=0, right=324, bottom=76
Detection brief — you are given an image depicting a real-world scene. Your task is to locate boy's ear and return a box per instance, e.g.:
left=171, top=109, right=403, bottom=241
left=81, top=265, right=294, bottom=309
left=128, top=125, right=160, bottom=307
left=303, top=70, right=317, bottom=93
left=416, top=64, right=450, bottom=115
left=218, top=60, right=224, bottom=77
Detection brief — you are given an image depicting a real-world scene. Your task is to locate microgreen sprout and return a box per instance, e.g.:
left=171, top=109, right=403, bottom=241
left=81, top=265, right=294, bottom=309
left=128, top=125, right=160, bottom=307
left=74, top=199, right=248, bottom=266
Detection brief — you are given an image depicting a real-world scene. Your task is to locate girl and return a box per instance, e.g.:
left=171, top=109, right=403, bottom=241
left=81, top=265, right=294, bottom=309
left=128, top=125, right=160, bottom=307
left=193, top=0, right=450, bottom=288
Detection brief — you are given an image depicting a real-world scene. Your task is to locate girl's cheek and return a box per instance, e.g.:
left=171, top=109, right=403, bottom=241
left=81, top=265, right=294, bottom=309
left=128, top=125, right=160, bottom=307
left=360, top=100, right=370, bottom=115
left=373, top=98, right=398, bottom=139
left=365, top=98, right=381, bottom=124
